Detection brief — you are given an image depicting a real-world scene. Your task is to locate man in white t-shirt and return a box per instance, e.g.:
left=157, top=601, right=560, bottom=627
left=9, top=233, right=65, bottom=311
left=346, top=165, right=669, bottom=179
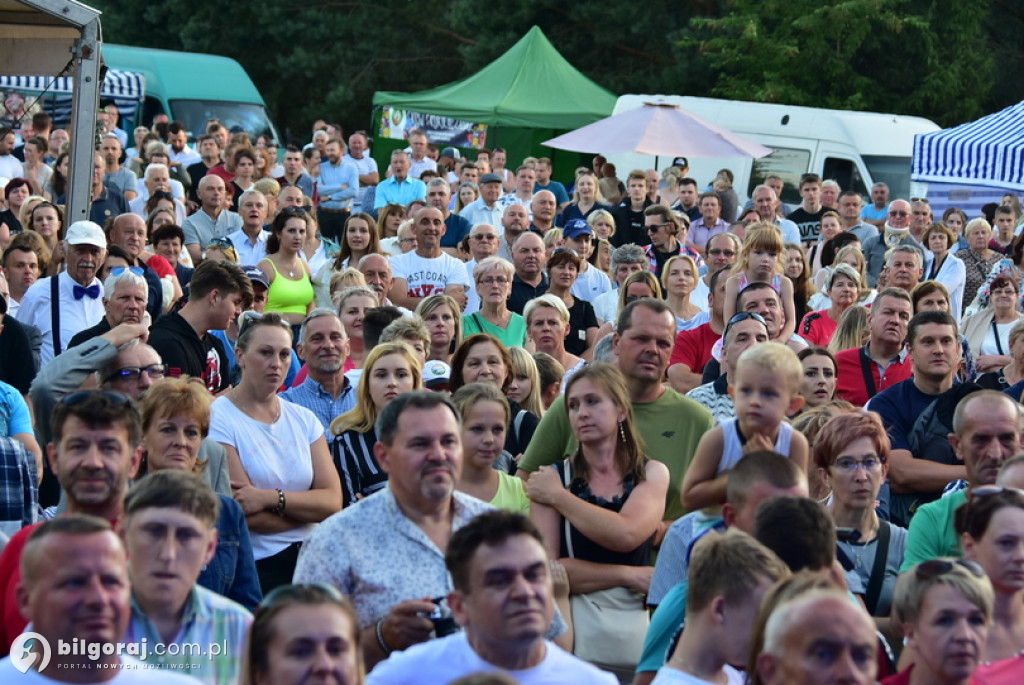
left=388, top=207, right=470, bottom=310
left=366, top=510, right=615, bottom=685
left=0, top=515, right=197, bottom=683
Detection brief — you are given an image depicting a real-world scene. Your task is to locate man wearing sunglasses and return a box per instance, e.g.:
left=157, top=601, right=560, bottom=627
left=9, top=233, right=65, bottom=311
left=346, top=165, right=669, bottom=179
left=642, top=204, right=702, bottom=278
left=862, top=198, right=915, bottom=286
left=900, top=389, right=1022, bottom=570
left=0, top=390, right=144, bottom=655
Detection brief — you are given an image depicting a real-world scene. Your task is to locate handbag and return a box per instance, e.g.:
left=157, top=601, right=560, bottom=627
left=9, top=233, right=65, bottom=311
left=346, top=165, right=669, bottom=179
left=562, top=460, right=649, bottom=673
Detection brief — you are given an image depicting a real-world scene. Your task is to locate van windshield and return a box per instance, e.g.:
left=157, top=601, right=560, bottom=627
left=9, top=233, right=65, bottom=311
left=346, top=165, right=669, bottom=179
left=747, top=147, right=811, bottom=205
left=861, top=156, right=912, bottom=199
left=169, top=100, right=279, bottom=143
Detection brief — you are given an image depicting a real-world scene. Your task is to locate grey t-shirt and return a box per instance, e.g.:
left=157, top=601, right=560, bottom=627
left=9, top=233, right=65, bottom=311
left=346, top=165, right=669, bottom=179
left=840, top=519, right=907, bottom=617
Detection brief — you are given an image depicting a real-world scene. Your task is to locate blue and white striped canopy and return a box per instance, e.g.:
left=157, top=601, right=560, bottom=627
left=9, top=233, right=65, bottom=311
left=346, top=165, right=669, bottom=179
left=912, top=101, right=1024, bottom=191
left=0, top=68, right=144, bottom=99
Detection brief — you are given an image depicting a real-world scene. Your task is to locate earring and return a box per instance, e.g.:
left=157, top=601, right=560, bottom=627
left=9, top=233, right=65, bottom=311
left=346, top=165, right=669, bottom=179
left=619, top=419, right=627, bottom=443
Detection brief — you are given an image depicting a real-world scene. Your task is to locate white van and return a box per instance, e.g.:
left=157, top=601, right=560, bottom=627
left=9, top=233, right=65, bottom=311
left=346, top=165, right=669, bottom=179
left=604, top=94, right=940, bottom=207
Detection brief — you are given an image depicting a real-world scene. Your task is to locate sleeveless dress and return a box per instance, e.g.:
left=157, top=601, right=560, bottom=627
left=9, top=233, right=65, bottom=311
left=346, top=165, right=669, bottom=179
left=736, top=271, right=783, bottom=295
left=716, top=417, right=794, bottom=477
left=265, top=260, right=315, bottom=314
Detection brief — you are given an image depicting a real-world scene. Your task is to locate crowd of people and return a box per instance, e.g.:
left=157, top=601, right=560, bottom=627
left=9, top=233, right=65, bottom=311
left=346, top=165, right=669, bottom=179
left=3, top=112, right=1024, bottom=684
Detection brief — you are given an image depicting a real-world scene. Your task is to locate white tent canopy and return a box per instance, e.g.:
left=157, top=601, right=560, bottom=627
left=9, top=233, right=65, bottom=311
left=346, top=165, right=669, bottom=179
left=912, top=101, right=1024, bottom=192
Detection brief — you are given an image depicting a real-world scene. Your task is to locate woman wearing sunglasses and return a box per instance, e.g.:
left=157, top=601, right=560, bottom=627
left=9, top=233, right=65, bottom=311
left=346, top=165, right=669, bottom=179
left=956, top=487, right=1024, bottom=664
left=813, top=411, right=907, bottom=619
left=886, top=559, right=993, bottom=685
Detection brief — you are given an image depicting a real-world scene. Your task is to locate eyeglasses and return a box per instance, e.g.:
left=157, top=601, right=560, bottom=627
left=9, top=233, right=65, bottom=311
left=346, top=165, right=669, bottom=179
left=60, top=389, right=133, bottom=407
left=258, top=582, right=345, bottom=610
left=707, top=249, right=737, bottom=258
left=103, top=364, right=168, bottom=384
left=888, top=211, right=909, bottom=217
left=646, top=222, right=672, bottom=233
left=109, top=266, right=144, bottom=277
left=914, top=558, right=985, bottom=580
left=832, top=456, right=884, bottom=473
left=478, top=277, right=509, bottom=287
left=471, top=233, right=497, bottom=241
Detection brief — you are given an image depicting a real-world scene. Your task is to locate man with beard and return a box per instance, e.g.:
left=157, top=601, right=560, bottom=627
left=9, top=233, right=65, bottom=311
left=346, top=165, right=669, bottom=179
left=293, top=392, right=495, bottom=667
left=901, top=390, right=1023, bottom=568
left=388, top=207, right=470, bottom=310
left=315, top=138, right=358, bottom=242
left=0, top=390, right=144, bottom=654
left=281, top=309, right=355, bottom=436
left=834, top=287, right=913, bottom=406
left=16, top=221, right=107, bottom=364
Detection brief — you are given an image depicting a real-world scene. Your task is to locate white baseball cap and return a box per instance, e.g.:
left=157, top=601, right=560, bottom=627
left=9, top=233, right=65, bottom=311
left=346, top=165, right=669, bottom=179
left=65, top=220, right=107, bottom=248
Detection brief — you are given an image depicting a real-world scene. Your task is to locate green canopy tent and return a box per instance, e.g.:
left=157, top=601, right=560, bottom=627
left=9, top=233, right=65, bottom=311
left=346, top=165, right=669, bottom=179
left=371, top=26, right=616, bottom=183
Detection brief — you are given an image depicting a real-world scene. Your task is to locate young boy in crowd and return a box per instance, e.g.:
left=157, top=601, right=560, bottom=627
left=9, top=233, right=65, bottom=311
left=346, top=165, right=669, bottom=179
left=651, top=529, right=790, bottom=685
left=681, top=342, right=808, bottom=510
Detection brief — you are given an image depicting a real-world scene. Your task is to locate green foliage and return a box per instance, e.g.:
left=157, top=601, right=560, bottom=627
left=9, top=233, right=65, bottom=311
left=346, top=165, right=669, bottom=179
left=87, top=0, right=1020, bottom=137
left=686, top=0, right=995, bottom=127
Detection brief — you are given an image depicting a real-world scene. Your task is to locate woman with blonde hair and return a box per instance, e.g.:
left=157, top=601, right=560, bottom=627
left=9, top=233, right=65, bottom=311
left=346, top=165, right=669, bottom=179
left=335, top=285, right=378, bottom=371
left=587, top=208, right=617, bottom=242
left=415, top=293, right=463, bottom=365
left=325, top=268, right=366, bottom=309
left=560, top=171, right=610, bottom=227
left=330, top=341, right=422, bottom=506
left=661, top=254, right=704, bottom=332
left=828, top=305, right=870, bottom=355
left=722, top=224, right=797, bottom=341
left=507, top=346, right=545, bottom=417
left=525, top=294, right=585, bottom=381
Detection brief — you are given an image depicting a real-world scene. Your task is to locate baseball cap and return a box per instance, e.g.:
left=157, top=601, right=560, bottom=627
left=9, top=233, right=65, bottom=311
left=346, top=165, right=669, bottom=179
left=422, top=360, right=451, bottom=390
left=480, top=172, right=502, bottom=185
left=562, top=218, right=594, bottom=240
left=242, top=265, right=270, bottom=290
left=671, top=157, right=689, bottom=169
left=65, top=221, right=107, bottom=248
left=441, top=147, right=461, bottom=160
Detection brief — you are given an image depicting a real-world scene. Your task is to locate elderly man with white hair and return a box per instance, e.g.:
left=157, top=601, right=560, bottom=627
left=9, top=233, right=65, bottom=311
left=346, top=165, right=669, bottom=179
left=128, top=161, right=187, bottom=224
left=66, top=268, right=148, bottom=349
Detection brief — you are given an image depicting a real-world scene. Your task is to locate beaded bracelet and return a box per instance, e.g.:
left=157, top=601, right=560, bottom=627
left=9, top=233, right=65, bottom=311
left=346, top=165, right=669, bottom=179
left=272, top=489, right=286, bottom=517
left=375, top=618, right=392, bottom=655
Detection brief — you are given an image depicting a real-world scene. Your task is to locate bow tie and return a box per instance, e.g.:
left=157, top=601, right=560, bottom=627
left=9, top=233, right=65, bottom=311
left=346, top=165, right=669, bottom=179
left=73, top=284, right=101, bottom=300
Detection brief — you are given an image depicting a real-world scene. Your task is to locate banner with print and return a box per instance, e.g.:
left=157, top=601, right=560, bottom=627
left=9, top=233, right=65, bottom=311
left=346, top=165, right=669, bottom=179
left=378, top=106, right=487, bottom=149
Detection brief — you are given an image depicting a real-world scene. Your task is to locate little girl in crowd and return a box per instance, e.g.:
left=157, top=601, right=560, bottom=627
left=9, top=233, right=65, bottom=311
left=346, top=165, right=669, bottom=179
left=722, top=224, right=798, bottom=342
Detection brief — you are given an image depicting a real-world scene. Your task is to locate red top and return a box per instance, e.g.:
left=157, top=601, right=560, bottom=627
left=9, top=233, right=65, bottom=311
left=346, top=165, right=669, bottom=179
left=834, top=344, right=912, bottom=406
left=883, top=664, right=985, bottom=685
left=670, top=322, right=720, bottom=373
left=0, top=522, right=40, bottom=656
left=798, top=309, right=839, bottom=347
left=144, top=253, right=175, bottom=279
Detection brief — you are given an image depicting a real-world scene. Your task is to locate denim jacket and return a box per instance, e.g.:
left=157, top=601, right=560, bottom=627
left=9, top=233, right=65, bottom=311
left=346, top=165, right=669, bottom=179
left=198, top=494, right=262, bottom=610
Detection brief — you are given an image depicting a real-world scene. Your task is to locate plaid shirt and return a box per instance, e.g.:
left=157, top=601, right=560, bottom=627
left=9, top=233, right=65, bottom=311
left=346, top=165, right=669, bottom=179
left=0, top=437, right=38, bottom=538
left=126, top=585, right=252, bottom=684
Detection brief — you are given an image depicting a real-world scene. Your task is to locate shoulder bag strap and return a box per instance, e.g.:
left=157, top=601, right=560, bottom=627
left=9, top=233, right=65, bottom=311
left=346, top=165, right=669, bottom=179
left=562, top=460, right=575, bottom=559
left=50, top=275, right=62, bottom=357
left=992, top=320, right=1006, bottom=356
left=859, top=347, right=878, bottom=398
left=864, top=521, right=891, bottom=615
